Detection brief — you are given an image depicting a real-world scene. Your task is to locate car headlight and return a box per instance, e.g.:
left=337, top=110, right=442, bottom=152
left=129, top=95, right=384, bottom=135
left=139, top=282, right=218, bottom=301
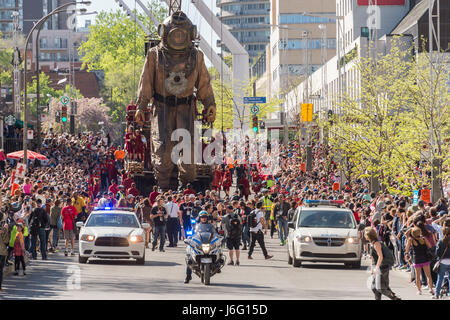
left=296, top=235, right=312, bottom=243
left=81, top=234, right=95, bottom=242
left=346, top=236, right=360, bottom=244
left=130, top=235, right=144, bottom=243
left=201, top=244, right=211, bottom=254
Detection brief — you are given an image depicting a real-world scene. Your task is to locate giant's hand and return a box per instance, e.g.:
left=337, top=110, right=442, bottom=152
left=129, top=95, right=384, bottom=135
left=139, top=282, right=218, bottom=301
left=135, top=109, right=145, bottom=126
left=206, top=106, right=216, bottom=123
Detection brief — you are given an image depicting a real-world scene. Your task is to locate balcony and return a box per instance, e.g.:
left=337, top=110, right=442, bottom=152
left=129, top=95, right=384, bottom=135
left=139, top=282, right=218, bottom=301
left=218, top=0, right=268, bottom=5
left=237, top=36, right=270, bottom=43
left=221, top=9, right=269, bottom=16
left=226, top=24, right=270, bottom=30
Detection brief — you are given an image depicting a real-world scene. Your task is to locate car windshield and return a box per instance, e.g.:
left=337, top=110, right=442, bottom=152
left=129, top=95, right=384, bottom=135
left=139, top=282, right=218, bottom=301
left=85, top=213, right=139, bottom=228
left=298, top=210, right=356, bottom=229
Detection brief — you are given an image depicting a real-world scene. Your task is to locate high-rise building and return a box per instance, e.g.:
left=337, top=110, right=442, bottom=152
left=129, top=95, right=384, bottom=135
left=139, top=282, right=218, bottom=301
left=0, top=0, right=22, bottom=36
left=0, top=0, right=73, bottom=36
left=22, top=0, right=72, bottom=35
left=268, top=0, right=337, bottom=97
left=283, top=0, right=418, bottom=122
left=217, top=0, right=271, bottom=64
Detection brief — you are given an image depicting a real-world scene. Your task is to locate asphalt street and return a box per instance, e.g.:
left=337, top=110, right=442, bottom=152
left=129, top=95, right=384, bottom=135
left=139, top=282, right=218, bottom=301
left=0, top=236, right=438, bottom=300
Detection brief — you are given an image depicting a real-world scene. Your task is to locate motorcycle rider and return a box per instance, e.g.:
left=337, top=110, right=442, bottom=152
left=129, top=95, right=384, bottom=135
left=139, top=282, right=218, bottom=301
left=184, top=210, right=218, bottom=284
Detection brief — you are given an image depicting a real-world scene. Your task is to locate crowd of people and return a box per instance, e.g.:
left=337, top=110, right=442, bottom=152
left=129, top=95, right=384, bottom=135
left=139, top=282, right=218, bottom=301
left=0, top=129, right=449, bottom=299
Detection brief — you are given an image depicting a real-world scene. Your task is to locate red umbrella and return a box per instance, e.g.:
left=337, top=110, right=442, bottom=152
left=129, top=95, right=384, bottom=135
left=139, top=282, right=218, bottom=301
left=7, top=150, right=48, bottom=161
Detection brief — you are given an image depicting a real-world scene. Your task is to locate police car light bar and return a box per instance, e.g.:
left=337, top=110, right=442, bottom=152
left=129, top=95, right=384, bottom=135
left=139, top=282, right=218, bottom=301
left=93, top=207, right=135, bottom=212
left=304, top=200, right=345, bottom=207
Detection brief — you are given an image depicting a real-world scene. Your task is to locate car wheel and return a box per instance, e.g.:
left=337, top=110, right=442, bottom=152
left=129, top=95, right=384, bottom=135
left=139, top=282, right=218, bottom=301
left=292, top=244, right=302, bottom=268
left=136, top=251, right=145, bottom=265
left=78, top=255, right=88, bottom=264
left=287, top=243, right=293, bottom=265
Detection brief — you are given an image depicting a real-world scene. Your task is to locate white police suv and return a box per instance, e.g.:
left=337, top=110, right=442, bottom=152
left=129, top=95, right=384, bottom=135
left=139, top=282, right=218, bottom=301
left=77, top=207, right=150, bottom=265
left=287, top=200, right=362, bottom=268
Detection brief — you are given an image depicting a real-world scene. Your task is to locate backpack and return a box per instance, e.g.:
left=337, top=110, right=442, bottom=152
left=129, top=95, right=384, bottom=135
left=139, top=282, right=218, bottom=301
left=30, top=213, right=41, bottom=235
left=229, top=214, right=242, bottom=239
left=247, top=210, right=259, bottom=228
left=380, top=242, right=395, bottom=267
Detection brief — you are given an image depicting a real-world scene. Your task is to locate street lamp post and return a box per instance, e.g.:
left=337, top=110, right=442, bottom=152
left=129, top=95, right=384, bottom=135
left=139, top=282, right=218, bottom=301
left=23, top=1, right=91, bottom=166
left=35, top=8, right=90, bottom=148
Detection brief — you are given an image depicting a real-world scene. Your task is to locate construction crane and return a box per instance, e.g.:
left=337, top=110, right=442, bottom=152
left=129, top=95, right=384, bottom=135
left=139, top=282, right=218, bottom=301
left=168, top=0, right=182, bottom=14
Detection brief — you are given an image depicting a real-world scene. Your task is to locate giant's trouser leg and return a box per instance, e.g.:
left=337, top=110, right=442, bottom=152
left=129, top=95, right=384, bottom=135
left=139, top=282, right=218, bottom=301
left=176, top=102, right=197, bottom=184
left=151, top=102, right=176, bottom=190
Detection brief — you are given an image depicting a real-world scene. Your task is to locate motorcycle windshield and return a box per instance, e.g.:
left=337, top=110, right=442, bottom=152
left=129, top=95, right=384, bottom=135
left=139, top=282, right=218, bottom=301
left=198, top=232, right=212, bottom=244
left=195, top=224, right=214, bottom=244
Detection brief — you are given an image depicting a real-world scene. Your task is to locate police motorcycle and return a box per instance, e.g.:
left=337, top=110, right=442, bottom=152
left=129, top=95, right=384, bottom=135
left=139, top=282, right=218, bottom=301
left=184, top=211, right=226, bottom=285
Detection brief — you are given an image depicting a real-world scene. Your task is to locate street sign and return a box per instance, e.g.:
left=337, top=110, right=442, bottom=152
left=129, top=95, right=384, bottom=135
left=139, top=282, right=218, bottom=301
left=15, top=163, right=26, bottom=179
left=250, top=104, right=260, bottom=115
left=300, top=127, right=309, bottom=146
left=60, top=96, right=70, bottom=105
left=301, top=103, right=313, bottom=122
left=5, top=115, right=16, bottom=126
left=27, top=129, right=33, bottom=140
left=421, top=189, right=431, bottom=203
left=244, top=97, right=266, bottom=104
left=413, top=190, right=419, bottom=205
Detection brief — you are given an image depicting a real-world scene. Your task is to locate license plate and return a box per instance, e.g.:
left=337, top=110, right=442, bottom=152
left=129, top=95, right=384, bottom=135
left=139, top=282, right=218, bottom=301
left=201, top=258, right=212, bottom=263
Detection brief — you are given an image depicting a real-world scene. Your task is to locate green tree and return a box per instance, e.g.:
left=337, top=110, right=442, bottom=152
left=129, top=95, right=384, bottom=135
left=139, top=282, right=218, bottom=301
left=24, top=72, right=64, bottom=119
left=326, top=38, right=449, bottom=195
left=78, top=1, right=167, bottom=123
left=0, top=31, right=13, bottom=87
left=207, top=68, right=280, bottom=131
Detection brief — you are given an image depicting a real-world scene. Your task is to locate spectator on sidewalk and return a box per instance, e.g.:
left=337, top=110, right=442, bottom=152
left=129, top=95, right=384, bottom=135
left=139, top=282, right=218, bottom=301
left=61, top=198, right=78, bottom=257
left=0, top=213, right=9, bottom=292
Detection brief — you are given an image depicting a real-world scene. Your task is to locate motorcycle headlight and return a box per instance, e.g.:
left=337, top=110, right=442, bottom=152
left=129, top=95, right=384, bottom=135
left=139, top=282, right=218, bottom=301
left=130, top=235, right=144, bottom=243
left=81, top=234, right=95, bottom=242
left=346, top=236, right=360, bottom=244
left=201, top=244, right=211, bottom=254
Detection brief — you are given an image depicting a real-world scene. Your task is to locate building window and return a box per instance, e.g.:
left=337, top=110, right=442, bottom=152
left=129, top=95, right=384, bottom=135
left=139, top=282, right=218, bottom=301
left=280, top=14, right=335, bottom=25
left=54, top=37, right=68, bottom=48
left=0, top=0, right=16, bottom=8
left=279, top=38, right=337, bottom=50
left=272, top=67, right=278, bottom=81
left=39, top=37, right=47, bottom=49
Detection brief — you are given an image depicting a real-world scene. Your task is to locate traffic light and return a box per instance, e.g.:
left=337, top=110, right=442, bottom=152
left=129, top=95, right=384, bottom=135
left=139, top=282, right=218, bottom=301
left=55, top=111, right=60, bottom=123
left=61, top=106, right=67, bottom=123
left=252, top=116, right=258, bottom=133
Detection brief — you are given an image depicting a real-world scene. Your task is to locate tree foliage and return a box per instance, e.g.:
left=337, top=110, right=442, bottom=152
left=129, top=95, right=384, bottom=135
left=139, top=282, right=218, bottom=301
left=78, top=1, right=168, bottom=123
left=326, top=38, right=449, bottom=195
left=24, top=72, right=64, bottom=118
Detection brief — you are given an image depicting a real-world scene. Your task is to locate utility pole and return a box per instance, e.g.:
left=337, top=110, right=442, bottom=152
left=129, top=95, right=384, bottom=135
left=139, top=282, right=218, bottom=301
left=429, top=0, right=442, bottom=202
left=12, top=11, right=21, bottom=120
left=303, top=30, right=313, bottom=172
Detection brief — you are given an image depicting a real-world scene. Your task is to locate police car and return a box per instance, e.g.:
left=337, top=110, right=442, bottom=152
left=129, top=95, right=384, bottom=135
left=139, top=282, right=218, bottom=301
left=287, top=200, right=362, bottom=268
left=77, top=207, right=150, bottom=265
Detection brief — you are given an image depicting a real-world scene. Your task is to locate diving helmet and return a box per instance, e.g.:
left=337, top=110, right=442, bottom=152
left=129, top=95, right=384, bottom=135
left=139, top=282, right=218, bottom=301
left=158, top=11, right=197, bottom=52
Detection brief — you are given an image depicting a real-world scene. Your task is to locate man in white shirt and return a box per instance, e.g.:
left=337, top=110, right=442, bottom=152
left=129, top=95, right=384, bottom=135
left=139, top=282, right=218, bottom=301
left=166, top=196, right=181, bottom=247
left=248, top=202, right=273, bottom=260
